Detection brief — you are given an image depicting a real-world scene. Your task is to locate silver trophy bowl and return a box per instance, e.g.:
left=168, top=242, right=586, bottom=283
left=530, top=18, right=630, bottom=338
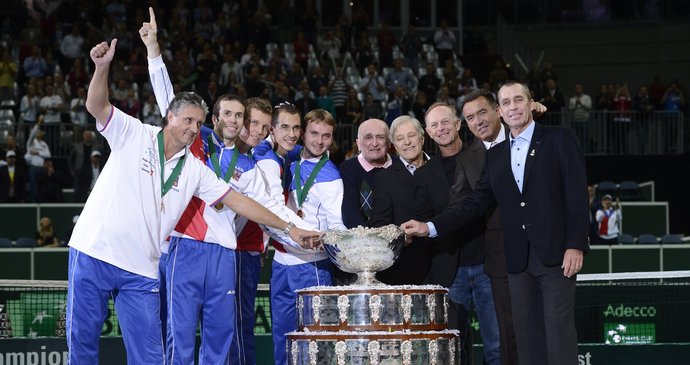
left=322, top=225, right=405, bottom=286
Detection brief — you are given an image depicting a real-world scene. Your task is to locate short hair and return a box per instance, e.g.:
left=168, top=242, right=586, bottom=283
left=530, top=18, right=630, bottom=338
left=244, top=97, right=272, bottom=124
left=389, top=115, right=424, bottom=142
left=458, top=89, right=497, bottom=120
left=303, top=109, right=336, bottom=129
left=163, top=92, right=208, bottom=127
left=498, top=80, right=532, bottom=100
left=213, top=94, right=246, bottom=118
left=424, top=102, right=458, bottom=124
left=272, top=101, right=300, bottom=127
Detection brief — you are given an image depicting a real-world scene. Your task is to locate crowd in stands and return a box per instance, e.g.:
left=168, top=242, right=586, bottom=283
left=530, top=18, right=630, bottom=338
left=0, top=0, right=686, bottom=205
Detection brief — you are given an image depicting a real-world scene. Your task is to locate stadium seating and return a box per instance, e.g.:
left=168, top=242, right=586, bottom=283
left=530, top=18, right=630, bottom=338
left=0, top=238, right=13, bottom=247
left=660, top=234, right=683, bottom=244
left=637, top=234, right=659, bottom=244
left=618, top=234, right=635, bottom=245
left=618, top=180, right=641, bottom=201
left=596, top=181, right=618, bottom=199
left=14, top=237, right=36, bottom=248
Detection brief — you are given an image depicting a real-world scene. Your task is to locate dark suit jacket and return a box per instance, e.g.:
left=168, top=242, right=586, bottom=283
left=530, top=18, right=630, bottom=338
left=369, top=157, right=431, bottom=285
left=449, top=137, right=507, bottom=278
left=411, top=150, right=480, bottom=287
left=0, top=164, right=27, bottom=202
left=432, top=123, right=589, bottom=274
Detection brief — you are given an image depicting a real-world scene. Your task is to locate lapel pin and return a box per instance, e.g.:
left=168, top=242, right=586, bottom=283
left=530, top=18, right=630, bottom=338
left=530, top=149, right=536, bottom=157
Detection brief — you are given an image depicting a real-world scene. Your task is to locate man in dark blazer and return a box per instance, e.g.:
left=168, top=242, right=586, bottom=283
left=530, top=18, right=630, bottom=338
left=369, top=115, right=431, bottom=285
left=0, top=150, right=28, bottom=202
left=404, top=81, right=589, bottom=365
left=452, top=90, right=519, bottom=365
left=413, top=101, right=497, bottom=365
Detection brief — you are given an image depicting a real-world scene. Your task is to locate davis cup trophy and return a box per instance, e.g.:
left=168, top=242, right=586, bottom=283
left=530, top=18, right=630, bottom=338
left=286, top=225, right=460, bottom=365
left=322, top=225, right=405, bottom=286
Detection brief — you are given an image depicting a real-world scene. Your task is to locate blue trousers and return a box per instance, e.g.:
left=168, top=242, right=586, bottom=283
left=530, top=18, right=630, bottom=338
left=270, top=259, right=332, bottom=365
left=229, top=251, right=261, bottom=365
left=165, top=237, right=237, bottom=365
left=449, top=263, right=502, bottom=365
left=66, top=248, right=164, bottom=364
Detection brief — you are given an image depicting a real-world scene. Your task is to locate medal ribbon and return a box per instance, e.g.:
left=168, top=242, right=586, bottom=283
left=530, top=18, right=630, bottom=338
left=295, top=154, right=329, bottom=207
left=207, top=134, right=240, bottom=182
left=157, top=130, right=186, bottom=198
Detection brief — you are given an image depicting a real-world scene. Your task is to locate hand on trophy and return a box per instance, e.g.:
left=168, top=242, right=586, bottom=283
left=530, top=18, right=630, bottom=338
left=289, top=227, right=323, bottom=250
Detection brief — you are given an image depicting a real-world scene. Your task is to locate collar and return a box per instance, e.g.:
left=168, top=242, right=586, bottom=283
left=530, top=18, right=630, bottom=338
left=358, top=153, right=392, bottom=172
left=399, top=153, right=430, bottom=175
left=483, top=124, right=507, bottom=150
left=509, top=121, right=536, bottom=146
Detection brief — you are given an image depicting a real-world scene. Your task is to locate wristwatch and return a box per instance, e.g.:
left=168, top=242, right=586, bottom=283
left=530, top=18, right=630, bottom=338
left=283, top=221, right=295, bottom=235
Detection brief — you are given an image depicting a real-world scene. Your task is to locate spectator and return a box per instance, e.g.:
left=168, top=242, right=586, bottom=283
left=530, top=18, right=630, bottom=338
left=308, top=66, right=329, bottom=96
left=69, top=129, right=98, bottom=202
left=661, top=80, right=686, bottom=111
left=88, top=150, right=104, bottom=195
left=36, top=217, right=60, bottom=247
left=328, top=67, right=349, bottom=122
left=318, top=31, right=341, bottom=72
left=488, top=60, right=509, bottom=92
left=70, top=87, right=88, bottom=127
left=437, top=85, right=455, bottom=106
left=384, top=86, right=411, bottom=124
left=613, top=84, right=632, bottom=152
left=142, top=94, right=162, bottom=126
left=360, top=64, right=386, bottom=103
left=354, top=32, right=374, bottom=74
left=433, top=20, right=456, bottom=67
left=2, top=135, right=26, bottom=168
left=352, top=5, right=370, bottom=37
left=0, top=49, right=17, bottom=101
left=219, top=51, right=243, bottom=88
left=418, top=62, right=441, bottom=104
left=66, top=58, right=90, bottom=96
left=53, top=73, right=71, bottom=105
left=362, top=92, right=383, bottom=120
left=648, top=75, right=666, bottom=109
left=568, top=83, right=592, bottom=149
left=400, top=25, right=422, bottom=75
left=376, top=23, right=397, bottom=68
left=316, top=86, right=336, bottom=117
left=540, top=78, right=566, bottom=126
left=385, top=58, right=417, bottom=96
left=633, top=86, right=653, bottom=153
left=25, top=120, right=51, bottom=202
left=459, top=68, right=479, bottom=94
left=59, top=25, right=85, bottom=70
left=595, top=195, right=622, bottom=244
left=344, top=89, right=363, bottom=125
left=293, top=32, right=310, bottom=74
left=411, top=91, right=428, bottom=120
left=594, top=83, right=612, bottom=110
left=286, top=63, right=305, bottom=93
left=442, top=58, right=461, bottom=98
left=294, top=81, right=317, bottom=117
left=0, top=150, right=27, bottom=202
left=36, top=158, right=64, bottom=203
left=23, top=46, right=47, bottom=78
left=20, top=85, right=40, bottom=129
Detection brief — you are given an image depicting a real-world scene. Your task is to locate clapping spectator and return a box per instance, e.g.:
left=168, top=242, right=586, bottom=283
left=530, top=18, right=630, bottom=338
left=360, top=64, right=386, bottom=103
left=385, top=58, right=417, bottom=96
left=142, top=94, right=162, bottom=126
left=70, top=87, right=88, bottom=128
left=595, top=195, right=622, bottom=244
left=433, top=20, right=456, bottom=67
left=59, top=25, right=85, bottom=71
left=362, top=92, right=383, bottom=120
left=316, top=86, right=336, bottom=117
left=36, top=158, right=64, bottom=203
left=23, top=46, right=47, bottom=78
left=418, top=62, right=441, bottom=104
left=66, top=58, right=89, bottom=96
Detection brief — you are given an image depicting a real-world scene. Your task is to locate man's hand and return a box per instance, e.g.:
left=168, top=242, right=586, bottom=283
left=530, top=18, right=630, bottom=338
left=532, top=101, right=548, bottom=118
left=89, top=39, right=117, bottom=68
left=289, top=227, right=323, bottom=250
left=562, top=248, right=583, bottom=278
left=139, top=7, right=158, bottom=48
left=401, top=219, right=430, bottom=239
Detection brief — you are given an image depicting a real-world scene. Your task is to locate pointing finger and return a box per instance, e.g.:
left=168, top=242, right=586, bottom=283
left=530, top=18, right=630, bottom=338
left=149, top=7, right=157, bottom=28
